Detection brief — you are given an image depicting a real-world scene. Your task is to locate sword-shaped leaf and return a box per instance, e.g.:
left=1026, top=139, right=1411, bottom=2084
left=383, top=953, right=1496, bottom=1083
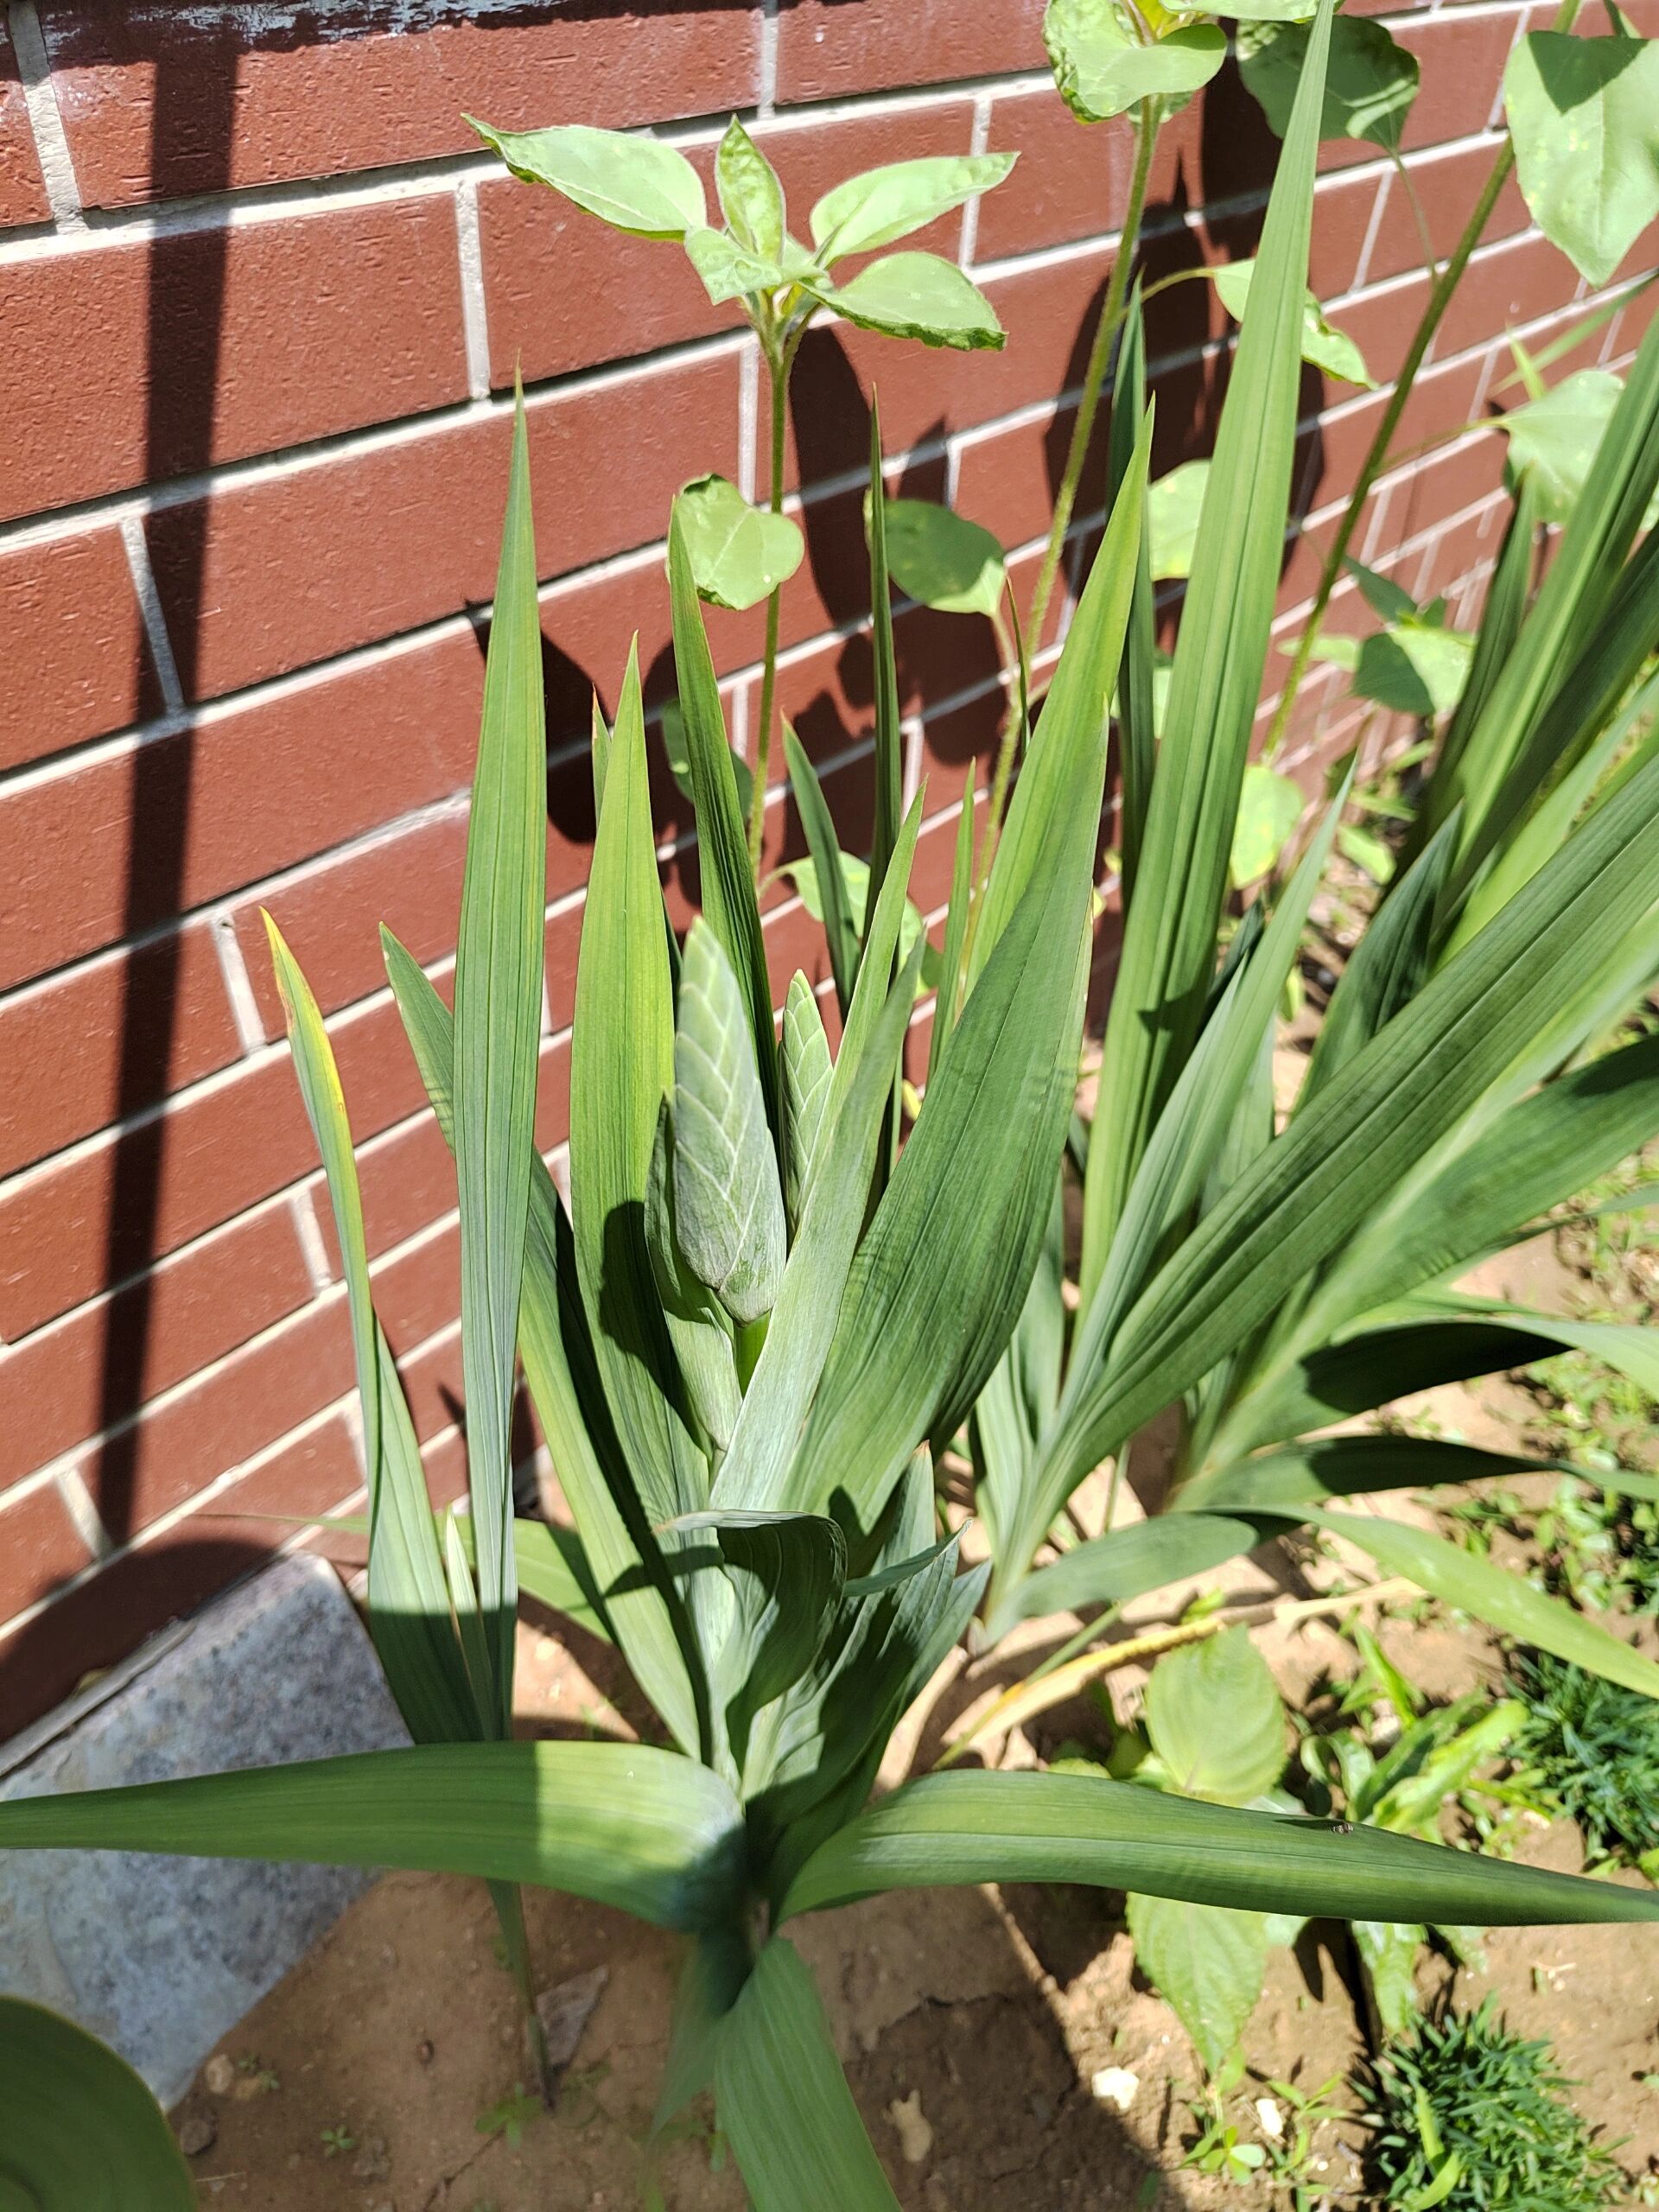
left=674, top=921, right=788, bottom=1325
left=0, top=1742, right=747, bottom=1934
left=265, top=917, right=475, bottom=1745
left=784, top=723, right=859, bottom=1018
left=780, top=1770, right=1659, bottom=1926
left=645, top=1103, right=742, bottom=1458
left=715, top=1939, right=899, bottom=2212
left=1174, top=1436, right=1582, bottom=1518
left=0, top=1998, right=194, bottom=2211
left=452, top=388, right=547, bottom=1729
left=1079, top=0, right=1332, bottom=1300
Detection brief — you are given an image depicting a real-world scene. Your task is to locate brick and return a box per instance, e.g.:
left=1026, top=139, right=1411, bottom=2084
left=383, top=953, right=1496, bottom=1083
left=1329, top=267, right=1434, bottom=393
left=975, top=88, right=1205, bottom=267
left=776, top=0, right=1044, bottom=103
left=1433, top=229, right=1579, bottom=364
left=352, top=1112, right=457, bottom=1267
left=0, top=1415, right=361, bottom=1743
left=1311, top=353, right=1490, bottom=515
left=0, top=626, right=485, bottom=994
left=1394, top=9, right=1520, bottom=154
left=143, top=348, right=740, bottom=702
left=86, top=1292, right=353, bottom=1540
left=0, top=991, right=422, bottom=1339
left=1309, top=168, right=1386, bottom=304
left=0, top=1481, right=93, bottom=1628
left=1362, top=141, right=1529, bottom=291
left=36, top=3, right=760, bottom=209
left=0, top=1202, right=315, bottom=1494
left=0, top=23, right=48, bottom=226
left=230, top=807, right=469, bottom=1033
left=1, top=196, right=468, bottom=524
left=0, top=527, right=163, bottom=771
left=0, top=918, right=241, bottom=1179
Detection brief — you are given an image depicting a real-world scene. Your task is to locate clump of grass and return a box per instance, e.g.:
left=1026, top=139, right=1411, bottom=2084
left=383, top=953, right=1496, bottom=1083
left=1508, top=1648, right=1659, bottom=1867
left=1368, top=2000, right=1623, bottom=2212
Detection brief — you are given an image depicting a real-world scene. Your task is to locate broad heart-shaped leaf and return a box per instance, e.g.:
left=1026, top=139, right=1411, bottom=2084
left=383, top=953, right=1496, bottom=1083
left=673, top=921, right=787, bottom=1325
left=881, top=497, right=1006, bottom=617
left=676, top=474, right=804, bottom=611
left=683, top=225, right=786, bottom=305
left=452, top=387, right=547, bottom=1730
left=0, top=1998, right=194, bottom=2210
left=810, top=152, right=1015, bottom=258
left=810, top=253, right=1005, bottom=350
left=0, top=1742, right=747, bottom=1934
left=782, top=850, right=934, bottom=998
left=1505, top=31, right=1659, bottom=287
left=660, top=697, right=753, bottom=823
left=1044, top=0, right=1225, bottom=123
left=779, top=1769, right=1659, bottom=1927
left=1307, top=1509, right=1659, bottom=1702
left=1500, top=366, right=1659, bottom=527
left=1230, top=762, right=1304, bottom=884
left=1237, top=11, right=1419, bottom=151
left=1126, top=1896, right=1267, bottom=2077
left=1147, top=458, right=1209, bottom=580
left=780, top=972, right=833, bottom=1228
left=715, top=1939, right=899, bottom=2212
left=1213, top=258, right=1372, bottom=386
left=470, top=118, right=705, bottom=238
left=1306, top=620, right=1474, bottom=718
left=1224, top=0, right=1319, bottom=16
left=1144, top=1629, right=1287, bottom=1804
left=717, top=116, right=785, bottom=261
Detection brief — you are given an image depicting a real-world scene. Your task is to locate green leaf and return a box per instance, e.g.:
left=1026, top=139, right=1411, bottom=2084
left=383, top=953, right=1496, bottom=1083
left=1306, top=620, right=1473, bottom=717
left=810, top=153, right=1015, bottom=259
left=1044, top=0, right=1226, bottom=123
left=645, top=1102, right=742, bottom=1458
left=673, top=922, right=787, bottom=1326
left=783, top=851, right=932, bottom=1000
left=470, top=118, right=705, bottom=238
left=669, top=504, right=780, bottom=1138
left=569, top=648, right=707, bottom=1527
left=1504, top=31, right=1659, bottom=287
left=1176, top=1436, right=1581, bottom=1518
left=926, top=763, right=978, bottom=1086
left=780, top=972, right=834, bottom=1229
left=715, top=1939, right=899, bottom=2211
left=1313, top=1510, right=1659, bottom=1701
left=676, top=474, right=803, bottom=612
left=1147, top=458, right=1209, bottom=581
left=1355, top=1918, right=1423, bottom=2038
left=660, top=697, right=753, bottom=823
left=783, top=724, right=859, bottom=1018
left=683, top=225, right=786, bottom=304
left=864, top=404, right=906, bottom=965
left=0, top=1742, right=747, bottom=1932
left=1237, top=11, right=1419, bottom=152
left=1079, top=0, right=1332, bottom=1301
left=780, top=1768, right=1659, bottom=1925
left=0, top=1998, right=194, bottom=2209
left=811, top=253, right=1006, bottom=350
left=1230, top=763, right=1304, bottom=884
left=667, top=1509, right=846, bottom=1770
left=1145, top=1628, right=1286, bottom=1805
left=452, top=389, right=547, bottom=1728
left=1127, top=1896, right=1266, bottom=2077
left=1498, top=367, right=1659, bottom=526
left=1213, top=258, right=1373, bottom=386
left=266, top=920, right=475, bottom=1745
left=1110, top=286, right=1157, bottom=906
left=385, top=931, right=705, bottom=1756
left=1225, top=0, right=1320, bottom=17
left=717, top=117, right=785, bottom=261
left=881, top=498, right=1006, bottom=618
left=989, top=1512, right=1260, bottom=1630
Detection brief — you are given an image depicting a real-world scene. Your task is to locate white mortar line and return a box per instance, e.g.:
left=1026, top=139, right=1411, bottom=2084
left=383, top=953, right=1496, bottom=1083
left=54, top=1466, right=113, bottom=1560
left=453, top=176, right=493, bottom=403
left=958, top=92, right=994, bottom=270
left=757, top=0, right=780, bottom=118
left=737, top=335, right=761, bottom=505
left=116, top=515, right=186, bottom=715
left=8, top=2, right=83, bottom=230
left=289, top=1189, right=335, bottom=1294
left=210, top=910, right=268, bottom=1052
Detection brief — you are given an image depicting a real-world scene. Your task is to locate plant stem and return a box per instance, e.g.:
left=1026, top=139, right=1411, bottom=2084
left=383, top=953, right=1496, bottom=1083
left=1264, top=0, right=1581, bottom=761
left=1023, top=95, right=1161, bottom=671
left=747, top=342, right=791, bottom=874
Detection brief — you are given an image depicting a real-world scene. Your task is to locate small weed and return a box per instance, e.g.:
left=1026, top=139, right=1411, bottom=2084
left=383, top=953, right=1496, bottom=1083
left=319, top=2124, right=356, bottom=2158
left=1508, top=1648, right=1659, bottom=1867
left=234, top=2052, right=280, bottom=2094
left=474, top=2084, right=543, bottom=2148
left=1366, top=2000, right=1623, bottom=2211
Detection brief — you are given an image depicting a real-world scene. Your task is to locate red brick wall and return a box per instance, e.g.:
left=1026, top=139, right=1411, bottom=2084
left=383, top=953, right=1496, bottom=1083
left=1, top=0, right=1653, bottom=1740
